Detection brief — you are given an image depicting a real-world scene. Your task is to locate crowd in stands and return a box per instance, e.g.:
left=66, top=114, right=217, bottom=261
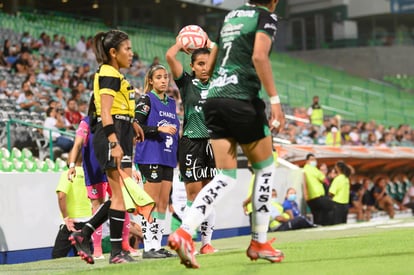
left=0, top=28, right=413, bottom=156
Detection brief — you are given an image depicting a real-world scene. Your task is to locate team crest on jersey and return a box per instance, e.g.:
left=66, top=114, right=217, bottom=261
left=150, top=170, right=158, bottom=179
left=185, top=169, right=193, bottom=178
left=165, top=136, right=173, bottom=149
left=91, top=187, right=98, bottom=195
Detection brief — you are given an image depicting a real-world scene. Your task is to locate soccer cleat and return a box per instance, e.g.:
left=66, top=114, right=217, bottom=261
left=128, top=247, right=142, bottom=257
left=142, top=248, right=167, bottom=259
left=168, top=228, right=199, bottom=269
left=246, top=238, right=284, bottom=263
left=93, top=255, right=105, bottom=260
left=109, top=250, right=136, bottom=264
left=157, top=248, right=177, bottom=257
left=200, top=243, right=218, bottom=254
left=69, top=232, right=94, bottom=264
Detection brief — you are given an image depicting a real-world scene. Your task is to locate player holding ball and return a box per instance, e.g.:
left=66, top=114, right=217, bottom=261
left=166, top=24, right=218, bottom=256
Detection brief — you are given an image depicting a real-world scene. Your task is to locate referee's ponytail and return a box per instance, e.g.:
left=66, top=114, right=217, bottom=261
left=92, top=30, right=129, bottom=65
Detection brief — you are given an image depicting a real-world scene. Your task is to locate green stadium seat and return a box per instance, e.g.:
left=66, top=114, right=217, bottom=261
left=35, top=159, right=49, bottom=172
left=11, top=147, right=23, bottom=161
left=24, top=159, right=37, bottom=172
left=55, top=158, right=68, bottom=172
left=1, top=159, right=14, bottom=172
left=0, top=147, right=11, bottom=161
left=12, top=159, right=25, bottom=172
left=21, top=148, right=34, bottom=161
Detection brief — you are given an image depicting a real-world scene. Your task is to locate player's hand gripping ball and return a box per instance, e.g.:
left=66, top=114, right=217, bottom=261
left=177, top=25, right=208, bottom=53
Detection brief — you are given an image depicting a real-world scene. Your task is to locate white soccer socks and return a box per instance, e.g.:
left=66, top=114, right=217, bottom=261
left=251, top=157, right=275, bottom=243
left=181, top=170, right=236, bottom=235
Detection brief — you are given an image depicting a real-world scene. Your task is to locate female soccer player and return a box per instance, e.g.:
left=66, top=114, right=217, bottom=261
left=166, top=42, right=217, bottom=254
left=134, top=65, right=180, bottom=258
left=168, top=0, right=286, bottom=268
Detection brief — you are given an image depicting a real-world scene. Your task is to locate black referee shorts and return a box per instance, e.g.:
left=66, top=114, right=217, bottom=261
left=93, top=118, right=134, bottom=171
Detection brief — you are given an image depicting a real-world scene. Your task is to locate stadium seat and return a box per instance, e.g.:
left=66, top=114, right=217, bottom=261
left=11, top=147, right=23, bottom=161
left=35, top=159, right=49, bottom=172
left=0, top=147, right=11, bottom=161
left=1, top=159, right=14, bottom=172
left=21, top=148, right=34, bottom=161
left=55, top=157, right=68, bottom=172
left=45, top=158, right=57, bottom=172
left=24, top=159, right=37, bottom=172
left=12, top=159, right=26, bottom=172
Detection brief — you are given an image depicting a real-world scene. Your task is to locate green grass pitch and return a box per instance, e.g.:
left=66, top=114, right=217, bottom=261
left=1, top=218, right=413, bottom=275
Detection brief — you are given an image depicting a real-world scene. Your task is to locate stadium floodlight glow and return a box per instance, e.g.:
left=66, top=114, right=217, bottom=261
left=61, top=0, right=69, bottom=3
left=92, top=0, right=99, bottom=9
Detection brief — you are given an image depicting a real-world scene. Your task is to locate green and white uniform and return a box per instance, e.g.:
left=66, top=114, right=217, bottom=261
left=175, top=72, right=216, bottom=183
left=204, top=3, right=279, bottom=144
left=208, top=3, right=278, bottom=101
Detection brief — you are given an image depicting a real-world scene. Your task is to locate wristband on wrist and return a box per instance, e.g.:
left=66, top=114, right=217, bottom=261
left=269, top=95, right=281, bottom=104
left=68, top=162, right=75, bottom=169
left=103, top=124, right=116, bottom=137
left=209, top=42, right=217, bottom=50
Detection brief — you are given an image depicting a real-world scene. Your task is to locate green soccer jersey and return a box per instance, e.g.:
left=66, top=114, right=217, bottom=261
left=208, top=3, right=278, bottom=100
left=175, top=72, right=210, bottom=138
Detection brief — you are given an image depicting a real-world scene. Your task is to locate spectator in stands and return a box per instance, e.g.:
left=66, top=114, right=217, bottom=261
left=60, top=68, right=71, bottom=89
left=52, top=34, right=61, bottom=48
left=307, top=95, right=324, bottom=127
left=43, top=106, right=73, bottom=153
left=37, top=63, right=51, bottom=83
left=365, top=132, right=378, bottom=147
left=49, top=66, right=62, bottom=86
left=0, top=50, right=8, bottom=67
left=70, top=88, right=81, bottom=103
left=12, top=49, right=34, bottom=75
left=75, top=36, right=86, bottom=54
left=303, top=153, right=333, bottom=225
left=328, top=161, right=351, bottom=225
left=16, top=80, right=41, bottom=112
left=60, top=36, right=71, bottom=51
left=129, top=52, right=147, bottom=78
left=65, top=98, right=83, bottom=130
left=150, top=56, right=160, bottom=68
left=20, top=31, right=34, bottom=52
left=348, top=126, right=362, bottom=145
left=52, top=52, right=65, bottom=70
left=372, top=176, right=395, bottom=219
left=0, top=79, right=18, bottom=98
left=26, top=73, right=41, bottom=96
left=325, top=115, right=341, bottom=146
left=51, top=155, right=92, bottom=259
left=52, top=87, right=67, bottom=110
left=3, top=39, right=11, bottom=57
left=78, top=100, right=88, bottom=117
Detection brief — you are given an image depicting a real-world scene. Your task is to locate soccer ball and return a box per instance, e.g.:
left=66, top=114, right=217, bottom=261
left=178, top=25, right=207, bottom=52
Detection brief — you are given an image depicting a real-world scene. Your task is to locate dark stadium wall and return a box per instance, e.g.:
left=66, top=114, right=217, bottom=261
left=288, top=46, right=414, bottom=79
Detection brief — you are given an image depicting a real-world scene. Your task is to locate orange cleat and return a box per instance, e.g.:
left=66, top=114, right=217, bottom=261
left=200, top=243, right=218, bottom=254
left=168, top=228, right=200, bottom=268
left=246, top=238, right=284, bottom=263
